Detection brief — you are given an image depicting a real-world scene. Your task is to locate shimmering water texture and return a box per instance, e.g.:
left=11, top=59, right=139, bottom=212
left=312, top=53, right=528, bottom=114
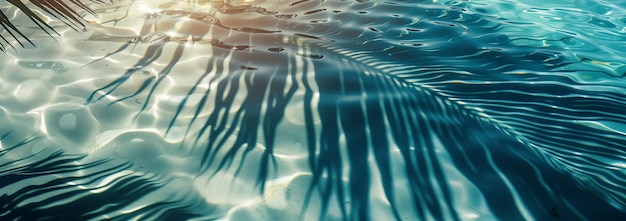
left=1, top=0, right=626, bottom=220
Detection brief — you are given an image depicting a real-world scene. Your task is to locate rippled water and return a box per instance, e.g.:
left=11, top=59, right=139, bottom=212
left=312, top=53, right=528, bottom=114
left=1, top=0, right=626, bottom=220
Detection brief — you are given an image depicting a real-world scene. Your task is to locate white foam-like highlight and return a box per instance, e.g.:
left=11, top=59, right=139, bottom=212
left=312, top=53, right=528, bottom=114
left=59, top=113, right=77, bottom=130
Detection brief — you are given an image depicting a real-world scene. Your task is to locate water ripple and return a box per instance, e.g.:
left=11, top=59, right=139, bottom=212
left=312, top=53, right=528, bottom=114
left=1, top=0, right=626, bottom=220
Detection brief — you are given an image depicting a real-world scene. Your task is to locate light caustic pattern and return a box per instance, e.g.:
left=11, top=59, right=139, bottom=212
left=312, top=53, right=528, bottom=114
left=1, top=0, right=626, bottom=220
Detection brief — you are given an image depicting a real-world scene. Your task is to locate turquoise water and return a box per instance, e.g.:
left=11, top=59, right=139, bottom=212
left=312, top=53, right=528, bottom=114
left=1, top=0, right=626, bottom=220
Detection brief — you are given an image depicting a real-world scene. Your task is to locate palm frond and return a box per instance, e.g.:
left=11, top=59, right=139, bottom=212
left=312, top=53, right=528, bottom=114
left=0, top=0, right=107, bottom=51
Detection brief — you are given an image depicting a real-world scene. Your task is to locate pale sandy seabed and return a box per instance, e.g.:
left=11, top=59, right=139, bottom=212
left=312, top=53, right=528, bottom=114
left=1, top=0, right=626, bottom=220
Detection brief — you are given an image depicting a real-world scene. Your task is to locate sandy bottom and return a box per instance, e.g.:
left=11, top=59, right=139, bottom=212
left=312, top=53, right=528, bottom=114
left=2, top=0, right=626, bottom=220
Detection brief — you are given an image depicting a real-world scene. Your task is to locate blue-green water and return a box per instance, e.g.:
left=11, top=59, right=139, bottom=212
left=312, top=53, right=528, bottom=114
left=1, top=0, right=626, bottom=220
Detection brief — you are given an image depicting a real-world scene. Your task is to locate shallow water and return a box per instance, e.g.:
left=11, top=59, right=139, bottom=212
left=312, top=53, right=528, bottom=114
left=1, top=0, right=626, bottom=220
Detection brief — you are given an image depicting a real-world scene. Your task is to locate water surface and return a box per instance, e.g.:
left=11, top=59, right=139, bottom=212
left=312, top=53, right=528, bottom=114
left=1, top=0, right=626, bottom=220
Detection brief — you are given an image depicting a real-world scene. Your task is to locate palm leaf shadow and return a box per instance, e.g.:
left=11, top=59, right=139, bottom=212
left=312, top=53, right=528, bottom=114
left=81, top=1, right=626, bottom=220
left=0, top=132, right=212, bottom=220
left=91, top=4, right=626, bottom=220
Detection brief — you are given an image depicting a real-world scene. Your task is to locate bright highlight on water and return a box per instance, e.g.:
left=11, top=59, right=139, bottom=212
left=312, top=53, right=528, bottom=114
left=1, top=0, right=625, bottom=220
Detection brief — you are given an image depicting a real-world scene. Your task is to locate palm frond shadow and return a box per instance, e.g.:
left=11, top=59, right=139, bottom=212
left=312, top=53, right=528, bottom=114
left=96, top=38, right=626, bottom=220
left=0, top=132, right=214, bottom=220
left=84, top=5, right=626, bottom=221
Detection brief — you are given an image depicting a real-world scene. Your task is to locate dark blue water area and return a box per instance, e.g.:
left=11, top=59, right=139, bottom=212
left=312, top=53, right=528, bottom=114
left=1, top=0, right=626, bottom=220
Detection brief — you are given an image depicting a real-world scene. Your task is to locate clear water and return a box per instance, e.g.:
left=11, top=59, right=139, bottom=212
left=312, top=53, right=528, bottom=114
left=1, top=0, right=626, bottom=220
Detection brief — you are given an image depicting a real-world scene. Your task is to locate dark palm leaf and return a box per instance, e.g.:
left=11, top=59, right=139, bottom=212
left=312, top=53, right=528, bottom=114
left=0, top=0, right=106, bottom=51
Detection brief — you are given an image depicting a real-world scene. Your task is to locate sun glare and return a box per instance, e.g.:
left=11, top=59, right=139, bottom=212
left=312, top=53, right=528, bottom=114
left=139, top=4, right=159, bottom=14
